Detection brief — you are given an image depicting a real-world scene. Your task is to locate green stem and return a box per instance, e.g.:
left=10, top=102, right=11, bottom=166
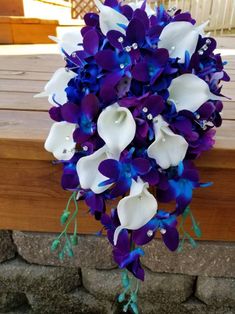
left=57, top=193, right=78, bottom=240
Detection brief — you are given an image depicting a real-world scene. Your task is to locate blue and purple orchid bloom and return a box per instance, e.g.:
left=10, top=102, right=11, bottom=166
left=42, top=1, right=229, bottom=303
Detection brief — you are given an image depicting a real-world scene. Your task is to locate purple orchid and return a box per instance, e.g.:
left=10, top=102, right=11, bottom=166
left=98, top=148, right=151, bottom=197
left=132, top=210, right=179, bottom=251
left=60, top=94, right=100, bottom=144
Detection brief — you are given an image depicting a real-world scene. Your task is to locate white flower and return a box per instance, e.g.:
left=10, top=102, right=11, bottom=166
left=45, top=122, right=76, bottom=160
left=147, top=115, right=188, bottom=169
left=168, top=73, right=222, bottom=113
left=94, top=0, right=129, bottom=35
left=113, top=178, right=157, bottom=245
left=49, top=30, right=83, bottom=56
left=76, top=146, right=112, bottom=194
left=97, top=104, right=136, bottom=159
left=35, top=68, right=76, bottom=105
left=158, top=21, right=209, bottom=63
left=127, top=0, right=155, bottom=16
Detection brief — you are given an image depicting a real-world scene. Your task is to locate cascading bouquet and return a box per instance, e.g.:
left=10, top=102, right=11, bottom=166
left=37, top=0, right=229, bottom=312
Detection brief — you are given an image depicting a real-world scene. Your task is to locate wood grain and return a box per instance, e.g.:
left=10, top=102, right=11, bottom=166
left=0, top=54, right=63, bottom=72
left=0, top=92, right=49, bottom=111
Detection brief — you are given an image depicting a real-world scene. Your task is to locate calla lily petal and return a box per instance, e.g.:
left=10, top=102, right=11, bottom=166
left=35, top=68, right=76, bottom=105
left=77, top=146, right=112, bottom=194
left=97, top=104, right=136, bottom=158
left=49, top=30, right=83, bottom=55
left=114, top=178, right=157, bottom=245
left=147, top=115, right=188, bottom=169
left=168, top=73, right=222, bottom=113
left=45, top=122, right=76, bottom=160
left=94, top=0, right=129, bottom=35
left=158, top=21, right=208, bottom=63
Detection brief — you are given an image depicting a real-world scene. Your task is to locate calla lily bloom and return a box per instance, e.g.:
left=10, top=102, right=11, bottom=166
left=113, top=178, right=157, bottom=245
left=45, top=121, right=76, bottom=160
left=147, top=115, right=188, bottom=169
left=76, top=146, right=113, bottom=194
left=97, top=104, right=136, bottom=158
left=158, top=21, right=209, bottom=63
left=94, top=0, right=129, bottom=35
left=168, top=73, right=222, bottom=113
left=49, top=30, right=83, bottom=56
left=35, top=68, right=76, bottom=105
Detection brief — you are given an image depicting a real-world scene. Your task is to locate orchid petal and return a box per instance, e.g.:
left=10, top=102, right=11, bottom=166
left=97, top=104, right=136, bottom=158
left=158, top=21, right=207, bottom=63
left=94, top=0, right=129, bottom=35
left=113, top=178, right=157, bottom=245
left=76, top=146, right=112, bottom=194
left=168, top=74, right=222, bottom=113
left=35, top=68, right=76, bottom=105
left=147, top=115, right=188, bottom=169
left=45, top=122, right=76, bottom=160
left=127, top=1, right=155, bottom=16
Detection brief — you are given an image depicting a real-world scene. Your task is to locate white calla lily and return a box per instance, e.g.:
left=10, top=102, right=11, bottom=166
left=76, top=146, right=112, bottom=194
left=49, top=30, right=83, bottom=56
left=45, top=121, right=76, bottom=160
left=97, top=104, right=136, bottom=159
left=168, top=73, right=222, bottom=113
left=94, top=0, right=129, bottom=35
left=113, top=178, right=157, bottom=245
left=147, top=115, right=188, bottom=169
left=158, top=21, right=209, bottom=63
left=127, top=1, right=155, bottom=16
left=35, top=68, right=76, bottom=105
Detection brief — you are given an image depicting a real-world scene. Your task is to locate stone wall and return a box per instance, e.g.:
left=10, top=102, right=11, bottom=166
left=0, top=230, right=234, bottom=314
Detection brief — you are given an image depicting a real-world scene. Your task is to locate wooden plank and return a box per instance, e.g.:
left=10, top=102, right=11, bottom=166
left=0, top=0, right=24, bottom=16
left=0, top=70, right=53, bottom=81
left=0, top=111, right=51, bottom=141
left=0, top=92, right=49, bottom=111
left=0, top=23, right=13, bottom=44
left=0, top=158, right=233, bottom=241
left=12, top=24, right=58, bottom=44
left=0, top=79, right=46, bottom=93
left=0, top=55, right=63, bottom=72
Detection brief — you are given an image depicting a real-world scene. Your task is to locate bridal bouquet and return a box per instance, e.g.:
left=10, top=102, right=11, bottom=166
left=38, top=0, right=229, bottom=312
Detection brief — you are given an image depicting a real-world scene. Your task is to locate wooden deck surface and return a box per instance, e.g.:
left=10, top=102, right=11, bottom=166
left=0, top=38, right=234, bottom=241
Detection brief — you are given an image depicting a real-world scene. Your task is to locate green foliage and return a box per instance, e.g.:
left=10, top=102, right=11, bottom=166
left=51, top=192, right=79, bottom=259
left=178, top=206, right=202, bottom=252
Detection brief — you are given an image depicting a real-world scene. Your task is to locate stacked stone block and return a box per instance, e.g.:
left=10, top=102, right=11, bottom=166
left=0, top=230, right=233, bottom=314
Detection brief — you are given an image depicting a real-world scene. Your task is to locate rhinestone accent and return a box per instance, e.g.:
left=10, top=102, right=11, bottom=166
left=160, top=228, right=166, bottom=235
left=147, top=114, right=153, bottom=120
left=118, top=37, right=124, bottom=43
left=132, top=43, right=138, bottom=50
left=142, top=107, right=148, bottom=113
left=83, top=146, right=88, bottom=151
left=147, top=230, right=154, bottom=237
left=65, top=136, right=70, bottom=141
left=125, top=46, right=131, bottom=52
left=120, top=64, right=125, bottom=69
